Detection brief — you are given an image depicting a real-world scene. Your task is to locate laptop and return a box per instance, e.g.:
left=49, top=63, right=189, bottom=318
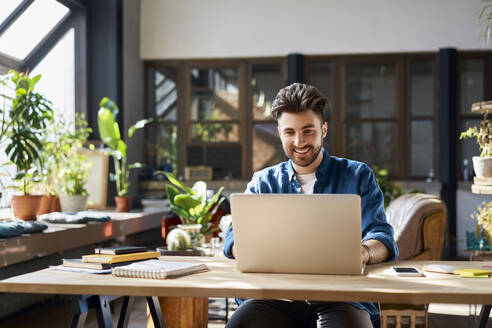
left=230, top=193, right=362, bottom=275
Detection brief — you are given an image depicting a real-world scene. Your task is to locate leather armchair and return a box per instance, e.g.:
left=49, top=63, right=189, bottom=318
left=380, top=193, right=448, bottom=328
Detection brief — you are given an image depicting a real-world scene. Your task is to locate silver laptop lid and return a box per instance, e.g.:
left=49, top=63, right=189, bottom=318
left=231, top=193, right=362, bottom=275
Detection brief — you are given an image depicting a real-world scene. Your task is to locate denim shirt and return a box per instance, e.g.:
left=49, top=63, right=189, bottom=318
left=223, top=148, right=399, bottom=321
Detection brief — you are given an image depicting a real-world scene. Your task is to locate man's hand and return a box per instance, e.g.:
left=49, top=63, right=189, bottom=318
left=361, top=239, right=390, bottom=265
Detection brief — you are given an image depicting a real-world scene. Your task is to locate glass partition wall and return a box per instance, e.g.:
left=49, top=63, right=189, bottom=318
left=144, top=59, right=286, bottom=180
left=146, top=53, right=492, bottom=181
left=306, top=55, right=437, bottom=179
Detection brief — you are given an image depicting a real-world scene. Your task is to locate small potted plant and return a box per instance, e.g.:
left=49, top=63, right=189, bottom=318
left=0, top=70, right=53, bottom=220
left=470, top=201, right=492, bottom=250
left=460, top=110, right=492, bottom=177
left=98, top=97, right=152, bottom=212
left=373, top=168, right=403, bottom=208
left=58, top=152, right=92, bottom=212
left=39, top=114, right=92, bottom=213
left=157, top=171, right=225, bottom=247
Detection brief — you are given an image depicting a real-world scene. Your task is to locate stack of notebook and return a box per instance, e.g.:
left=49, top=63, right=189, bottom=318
left=62, top=246, right=161, bottom=270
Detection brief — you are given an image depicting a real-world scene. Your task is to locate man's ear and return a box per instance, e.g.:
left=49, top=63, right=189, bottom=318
left=277, top=125, right=281, bottom=137
left=322, top=122, right=328, bottom=138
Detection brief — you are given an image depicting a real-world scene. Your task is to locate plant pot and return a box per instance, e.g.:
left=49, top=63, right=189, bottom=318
left=115, top=196, right=131, bottom=212
left=38, top=195, right=55, bottom=215
left=51, top=196, right=62, bottom=212
left=59, top=194, right=88, bottom=212
left=472, top=156, right=492, bottom=177
left=11, top=195, right=42, bottom=221
left=177, top=224, right=204, bottom=248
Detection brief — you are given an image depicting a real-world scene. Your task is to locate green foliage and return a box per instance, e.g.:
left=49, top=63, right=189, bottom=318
left=374, top=168, right=403, bottom=208
left=156, top=171, right=225, bottom=235
left=473, top=201, right=492, bottom=232
left=38, top=114, right=92, bottom=196
left=98, top=97, right=152, bottom=196
left=191, top=123, right=234, bottom=142
left=60, top=152, right=92, bottom=195
left=0, top=70, right=53, bottom=194
left=460, top=114, right=492, bottom=157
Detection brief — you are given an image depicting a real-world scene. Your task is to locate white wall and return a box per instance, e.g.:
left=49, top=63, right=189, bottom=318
left=141, top=0, right=489, bottom=59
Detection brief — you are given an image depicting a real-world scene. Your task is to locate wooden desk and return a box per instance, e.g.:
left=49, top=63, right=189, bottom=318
left=1, top=257, right=492, bottom=304
left=2, top=257, right=492, bottom=326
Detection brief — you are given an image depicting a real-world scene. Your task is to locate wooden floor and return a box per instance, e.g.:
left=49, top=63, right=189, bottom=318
left=1, top=297, right=492, bottom=328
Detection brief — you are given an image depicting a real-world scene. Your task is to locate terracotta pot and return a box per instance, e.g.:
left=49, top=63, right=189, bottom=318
left=38, top=195, right=55, bottom=215
left=473, top=156, right=492, bottom=177
left=115, top=196, right=131, bottom=212
left=11, top=195, right=42, bottom=221
left=59, top=194, right=88, bottom=212
left=51, top=196, right=62, bottom=212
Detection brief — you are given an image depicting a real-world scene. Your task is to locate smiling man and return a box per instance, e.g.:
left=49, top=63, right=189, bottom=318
left=223, top=83, right=398, bottom=328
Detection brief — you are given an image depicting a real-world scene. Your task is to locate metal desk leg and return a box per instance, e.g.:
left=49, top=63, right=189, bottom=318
left=95, top=296, right=114, bottom=328
left=70, top=295, right=116, bottom=328
left=146, top=296, right=166, bottom=328
left=225, top=298, right=229, bottom=323
left=70, top=295, right=91, bottom=328
left=479, top=305, right=491, bottom=328
left=117, top=296, right=134, bottom=328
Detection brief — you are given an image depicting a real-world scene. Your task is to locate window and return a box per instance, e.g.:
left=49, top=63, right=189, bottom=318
left=31, top=28, right=75, bottom=125
left=305, top=62, right=334, bottom=153
left=188, top=66, right=242, bottom=180
left=251, top=63, right=285, bottom=172
left=145, top=67, right=178, bottom=175
left=0, top=1, right=86, bottom=203
left=0, top=0, right=69, bottom=60
left=459, top=58, right=485, bottom=179
left=145, top=54, right=449, bottom=181
left=345, top=62, right=398, bottom=173
left=409, top=59, right=435, bottom=178
left=306, top=55, right=438, bottom=179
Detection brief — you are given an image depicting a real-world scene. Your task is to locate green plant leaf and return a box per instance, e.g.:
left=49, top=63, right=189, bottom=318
left=203, top=186, right=224, bottom=214
left=99, top=96, right=119, bottom=118
left=128, top=162, right=144, bottom=169
left=128, top=118, right=153, bottom=138
left=166, top=184, right=180, bottom=207
left=97, top=107, right=119, bottom=150
left=157, top=171, right=196, bottom=195
left=29, top=74, right=41, bottom=89
left=174, top=194, right=201, bottom=210
left=116, top=139, right=127, bottom=157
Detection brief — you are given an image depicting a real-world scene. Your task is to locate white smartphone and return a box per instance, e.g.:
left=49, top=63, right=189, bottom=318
left=391, top=266, right=424, bottom=277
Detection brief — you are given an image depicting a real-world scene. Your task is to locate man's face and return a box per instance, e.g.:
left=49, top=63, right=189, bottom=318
left=277, top=110, right=327, bottom=172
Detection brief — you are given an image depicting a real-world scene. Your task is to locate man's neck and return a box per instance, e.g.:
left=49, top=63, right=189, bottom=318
left=292, top=149, right=324, bottom=175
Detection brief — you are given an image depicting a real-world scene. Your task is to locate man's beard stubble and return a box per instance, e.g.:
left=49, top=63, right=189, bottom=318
left=285, top=143, right=323, bottom=168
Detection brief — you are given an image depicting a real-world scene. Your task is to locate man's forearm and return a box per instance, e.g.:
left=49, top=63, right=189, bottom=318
left=362, top=239, right=390, bottom=264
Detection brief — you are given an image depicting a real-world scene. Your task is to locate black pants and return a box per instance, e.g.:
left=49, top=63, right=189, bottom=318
left=225, top=300, right=373, bottom=328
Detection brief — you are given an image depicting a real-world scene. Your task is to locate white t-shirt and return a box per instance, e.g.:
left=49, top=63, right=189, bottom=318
left=296, top=172, right=317, bottom=194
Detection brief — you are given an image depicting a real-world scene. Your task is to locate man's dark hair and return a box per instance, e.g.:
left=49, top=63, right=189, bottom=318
left=271, top=83, right=329, bottom=122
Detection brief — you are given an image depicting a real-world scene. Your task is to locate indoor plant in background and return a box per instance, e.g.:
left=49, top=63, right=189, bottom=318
left=460, top=111, right=492, bottom=177
left=0, top=70, right=53, bottom=220
left=156, top=171, right=225, bottom=248
left=58, top=152, right=92, bottom=212
left=373, top=168, right=403, bottom=208
left=55, top=115, right=92, bottom=212
left=98, top=97, right=152, bottom=212
left=469, top=201, right=492, bottom=250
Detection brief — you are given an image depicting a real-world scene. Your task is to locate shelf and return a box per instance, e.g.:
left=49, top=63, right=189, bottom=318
left=472, top=177, right=492, bottom=194
left=471, top=101, right=492, bottom=114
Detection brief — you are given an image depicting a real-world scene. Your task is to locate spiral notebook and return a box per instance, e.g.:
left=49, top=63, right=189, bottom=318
left=112, top=259, right=209, bottom=279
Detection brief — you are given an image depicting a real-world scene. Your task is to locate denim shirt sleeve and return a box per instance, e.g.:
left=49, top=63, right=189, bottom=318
left=223, top=174, right=259, bottom=258
left=359, top=165, right=399, bottom=261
